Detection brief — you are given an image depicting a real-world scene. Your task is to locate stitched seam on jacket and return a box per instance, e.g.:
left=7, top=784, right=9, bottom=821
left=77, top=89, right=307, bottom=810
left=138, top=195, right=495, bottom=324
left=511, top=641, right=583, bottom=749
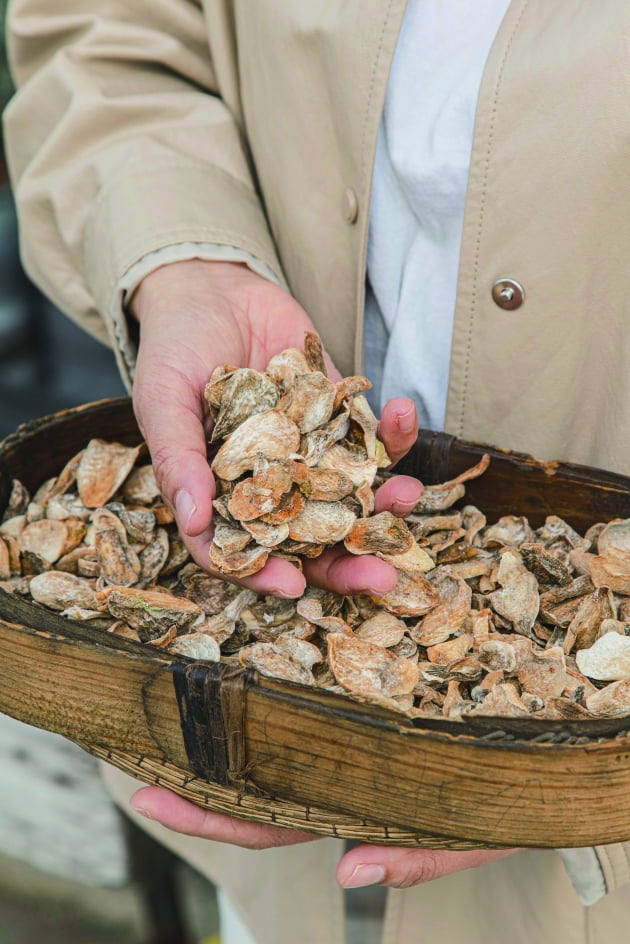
left=92, top=224, right=275, bottom=288
left=105, top=298, right=135, bottom=388
left=114, top=231, right=278, bottom=290
left=355, top=0, right=397, bottom=374
left=594, top=845, right=614, bottom=893
left=595, top=842, right=630, bottom=895
left=359, top=0, right=395, bottom=189
left=114, top=326, right=134, bottom=382
left=457, top=0, right=529, bottom=437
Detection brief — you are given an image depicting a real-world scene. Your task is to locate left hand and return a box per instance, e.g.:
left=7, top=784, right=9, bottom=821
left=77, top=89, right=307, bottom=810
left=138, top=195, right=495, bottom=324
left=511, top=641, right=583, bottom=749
left=129, top=789, right=516, bottom=887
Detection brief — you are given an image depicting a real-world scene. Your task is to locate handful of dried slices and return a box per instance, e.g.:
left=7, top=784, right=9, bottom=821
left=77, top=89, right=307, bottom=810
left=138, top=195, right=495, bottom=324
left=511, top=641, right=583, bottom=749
left=205, top=333, right=391, bottom=576
left=4, top=338, right=630, bottom=723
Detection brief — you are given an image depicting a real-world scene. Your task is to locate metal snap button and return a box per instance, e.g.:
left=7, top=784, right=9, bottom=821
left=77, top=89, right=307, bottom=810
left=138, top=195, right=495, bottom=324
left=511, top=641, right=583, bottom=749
left=492, top=278, right=525, bottom=310
left=342, top=188, right=359, bottom=224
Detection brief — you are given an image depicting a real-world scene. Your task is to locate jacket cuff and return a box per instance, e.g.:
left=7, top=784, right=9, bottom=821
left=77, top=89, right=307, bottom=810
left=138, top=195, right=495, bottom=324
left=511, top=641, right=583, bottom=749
left=593, top=842, right=630, bottom=899
left=83, top=159, right=286, bottom=383
left=108, top=241, right=284, bottom=390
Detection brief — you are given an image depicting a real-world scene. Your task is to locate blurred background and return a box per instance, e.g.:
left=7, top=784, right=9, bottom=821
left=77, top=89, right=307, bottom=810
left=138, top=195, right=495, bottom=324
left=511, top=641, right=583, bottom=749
left=0, top=11, right=127, bottom=438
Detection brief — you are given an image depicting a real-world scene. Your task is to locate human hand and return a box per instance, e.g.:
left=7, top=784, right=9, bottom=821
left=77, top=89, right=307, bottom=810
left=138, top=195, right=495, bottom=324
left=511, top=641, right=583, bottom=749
left=129, top=788, right=516, bottom=886
left=335, top=841, right=517, bottom=888
left=130, top=259, right=422, bottom=598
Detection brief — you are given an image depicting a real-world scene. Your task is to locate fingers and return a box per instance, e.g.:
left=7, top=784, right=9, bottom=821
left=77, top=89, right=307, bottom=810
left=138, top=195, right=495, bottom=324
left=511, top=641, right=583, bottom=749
left=130, top=787, right=316, bottom=850
left=378, top=398, right=419, bottom=468
left=336, top=844, right=517, bottom=889
left=183, top=530, right=306, bottom=597
left=301, top=472, right=423, bottom=594
left=242, top=555, right=307, bottom=597
left=373, top=474, right=423, bottom=516
left=303, top=546, right=398, bottom=595
left=133, top=376, right=215, bottom=538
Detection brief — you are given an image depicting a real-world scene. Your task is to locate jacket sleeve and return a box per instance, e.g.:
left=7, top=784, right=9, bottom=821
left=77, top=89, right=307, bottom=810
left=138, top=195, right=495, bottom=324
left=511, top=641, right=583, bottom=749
left=111, top=242, right=283, bottom=389
left=594, top=843, right=630, bottom=901
left=558, top=843, right=630, bottom=906
left=2, top=0, right=284, bottom=379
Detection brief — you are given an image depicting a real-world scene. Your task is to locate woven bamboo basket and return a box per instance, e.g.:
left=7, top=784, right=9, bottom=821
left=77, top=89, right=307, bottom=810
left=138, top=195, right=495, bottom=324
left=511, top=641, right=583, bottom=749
left=2, top=398, right=630, bottom=850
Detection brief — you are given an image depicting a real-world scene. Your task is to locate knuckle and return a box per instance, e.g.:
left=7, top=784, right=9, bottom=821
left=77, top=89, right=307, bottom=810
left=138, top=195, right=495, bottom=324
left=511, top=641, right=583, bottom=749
left=149, top=447, right=182, bottom=503
left=270, top=829, right=294, bottom=848
left=391, top=852, right=442, bottom=889
left=251, top=831, right=284, bottom=851
left=151, top=443, right=205, bottom=503
left=224, top=819, right=265, bottom=850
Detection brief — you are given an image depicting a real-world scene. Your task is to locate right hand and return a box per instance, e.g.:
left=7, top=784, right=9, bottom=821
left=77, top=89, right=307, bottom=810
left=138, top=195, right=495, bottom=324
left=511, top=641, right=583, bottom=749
left=129, top=260, right=425, bottom=848
left=130, top=259, right=421, bottom=598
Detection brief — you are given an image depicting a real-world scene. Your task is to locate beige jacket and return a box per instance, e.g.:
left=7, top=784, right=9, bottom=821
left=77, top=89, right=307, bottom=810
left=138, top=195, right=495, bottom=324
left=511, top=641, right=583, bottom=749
left=5, top=1, right=630, bottom=941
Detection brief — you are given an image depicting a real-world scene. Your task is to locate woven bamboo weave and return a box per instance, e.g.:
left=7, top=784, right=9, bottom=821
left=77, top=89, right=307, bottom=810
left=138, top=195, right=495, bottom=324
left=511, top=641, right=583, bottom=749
left=85, top=743, right=498, bottom=850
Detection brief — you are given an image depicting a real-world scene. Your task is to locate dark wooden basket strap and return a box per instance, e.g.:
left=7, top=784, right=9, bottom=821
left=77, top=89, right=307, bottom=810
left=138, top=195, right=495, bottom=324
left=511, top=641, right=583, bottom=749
left=394, top=429, right=455, bottom=484
left=172, top=662, right=253, bottom=786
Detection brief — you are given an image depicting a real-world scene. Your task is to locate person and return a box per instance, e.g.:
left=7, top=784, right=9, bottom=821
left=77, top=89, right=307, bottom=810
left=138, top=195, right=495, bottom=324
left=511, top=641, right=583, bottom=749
left=4, top=1, right=630, bottom=941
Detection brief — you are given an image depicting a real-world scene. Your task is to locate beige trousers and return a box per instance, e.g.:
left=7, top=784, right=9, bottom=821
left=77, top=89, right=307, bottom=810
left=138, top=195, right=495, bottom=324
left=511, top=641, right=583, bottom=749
left=102, top=765, right=630, bottom=944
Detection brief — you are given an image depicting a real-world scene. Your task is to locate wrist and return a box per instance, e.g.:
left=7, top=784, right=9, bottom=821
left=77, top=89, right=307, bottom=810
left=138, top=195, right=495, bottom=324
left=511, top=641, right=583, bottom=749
left=129, top=259, right=248, bottom=323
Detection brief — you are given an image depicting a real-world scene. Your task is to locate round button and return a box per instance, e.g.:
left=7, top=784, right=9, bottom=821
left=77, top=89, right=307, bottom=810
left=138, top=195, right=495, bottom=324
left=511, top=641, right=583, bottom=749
left=342, top=188, right=359, bottom=224
left=492, top=278, right=525, bottom=310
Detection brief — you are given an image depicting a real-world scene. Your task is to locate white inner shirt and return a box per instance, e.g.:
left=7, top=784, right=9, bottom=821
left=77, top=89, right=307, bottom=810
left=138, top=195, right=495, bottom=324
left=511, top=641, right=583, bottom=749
left=364, top=0, right=512, bottom=430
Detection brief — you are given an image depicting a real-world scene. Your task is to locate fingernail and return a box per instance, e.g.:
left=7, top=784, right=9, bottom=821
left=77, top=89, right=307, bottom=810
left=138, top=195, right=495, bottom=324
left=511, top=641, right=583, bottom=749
left=175, top=489, right=196, bottom=534
left=367, top=580, right=397, bottom=596
left=366, top=570, right=398, bottom=596
left=397, top=407, right=416, bottom=434
left=130, top=801, right=154, bottom=821
left=341, top=864, right=387, bottom=888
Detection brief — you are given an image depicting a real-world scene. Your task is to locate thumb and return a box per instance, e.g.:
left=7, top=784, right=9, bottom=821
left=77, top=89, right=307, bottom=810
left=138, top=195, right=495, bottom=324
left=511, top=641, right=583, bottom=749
left=132, top=375, right=214, bottom=537
left=336, top=844, right=517, bottom=889
left=378, top=397, right=419, bottom=468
